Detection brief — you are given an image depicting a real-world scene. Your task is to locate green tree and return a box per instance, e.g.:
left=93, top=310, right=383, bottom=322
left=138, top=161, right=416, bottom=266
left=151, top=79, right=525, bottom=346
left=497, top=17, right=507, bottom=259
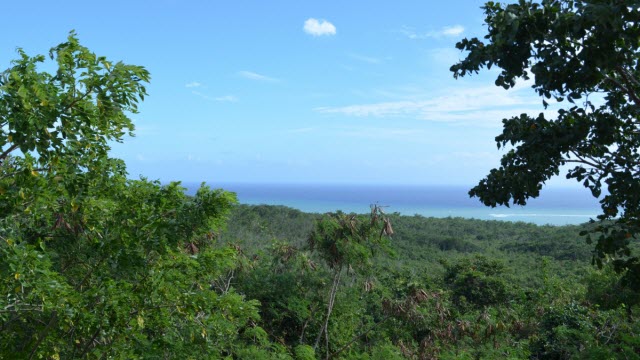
left=443, top=256, right=510, bottom=309
left=0, top=33, right=285, bottom=359
left=235, top=240, right=327, bottom=347
left=0, top=31, right=148, bottom=209
left=451, top=0, right=640, bottom=285
left=307, top=206, right=393, bottom=359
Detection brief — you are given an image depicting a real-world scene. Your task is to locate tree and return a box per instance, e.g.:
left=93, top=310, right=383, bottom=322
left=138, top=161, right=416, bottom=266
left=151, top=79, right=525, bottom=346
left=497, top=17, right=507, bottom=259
left=307, top=205, right=393, bottom=359
left=451, top=0, right=640, bottom=286
left=444, top=256, right=509, bottom=309
left=1, top=31, right=148, bottom=184
left=0, top=33, right=285, bottom=359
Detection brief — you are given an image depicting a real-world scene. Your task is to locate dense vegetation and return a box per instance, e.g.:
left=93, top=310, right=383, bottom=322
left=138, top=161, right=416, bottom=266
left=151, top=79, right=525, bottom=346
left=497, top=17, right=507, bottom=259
left=3, top=0, right=640, bottom=357
left=220, top=204, right=640, bottom=359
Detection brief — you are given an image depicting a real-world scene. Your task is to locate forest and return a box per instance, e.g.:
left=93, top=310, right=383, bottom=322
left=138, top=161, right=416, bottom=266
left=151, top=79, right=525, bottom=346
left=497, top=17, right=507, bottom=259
left=2, top=0, right=640, bottom=359
left=218, top=204, right=640, bottom=359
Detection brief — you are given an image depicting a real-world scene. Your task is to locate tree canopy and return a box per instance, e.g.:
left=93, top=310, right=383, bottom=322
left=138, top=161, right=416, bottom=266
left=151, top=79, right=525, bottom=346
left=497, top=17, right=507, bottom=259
left=451, top=0, right=640, bottom=285
left=3, top=21, right=640, bottom=359
left=0, top=33, right=278, bottom=359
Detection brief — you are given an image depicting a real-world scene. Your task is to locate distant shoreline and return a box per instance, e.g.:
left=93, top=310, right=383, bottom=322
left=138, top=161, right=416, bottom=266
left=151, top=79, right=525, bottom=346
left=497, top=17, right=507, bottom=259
left=180, top=183, right=601, bottom=226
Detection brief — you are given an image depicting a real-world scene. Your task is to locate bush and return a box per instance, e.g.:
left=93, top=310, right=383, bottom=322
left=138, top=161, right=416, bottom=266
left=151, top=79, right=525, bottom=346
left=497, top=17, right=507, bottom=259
left=444, top=256, right=510, bottom=308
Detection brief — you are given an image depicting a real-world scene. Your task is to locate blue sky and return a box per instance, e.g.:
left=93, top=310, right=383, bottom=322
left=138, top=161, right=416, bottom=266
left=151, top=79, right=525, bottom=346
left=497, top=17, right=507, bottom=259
left=1, top=0, right=570, bottom=186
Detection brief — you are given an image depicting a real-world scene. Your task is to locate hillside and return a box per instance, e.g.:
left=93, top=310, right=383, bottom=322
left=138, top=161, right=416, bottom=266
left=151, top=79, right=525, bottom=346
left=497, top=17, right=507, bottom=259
left=215, top=204, right=640, bottom=358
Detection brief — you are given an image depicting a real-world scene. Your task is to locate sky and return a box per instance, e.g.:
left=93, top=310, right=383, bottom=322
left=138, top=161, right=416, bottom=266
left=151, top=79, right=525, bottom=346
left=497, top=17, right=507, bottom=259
left=0, top=0, right=574, bottom=186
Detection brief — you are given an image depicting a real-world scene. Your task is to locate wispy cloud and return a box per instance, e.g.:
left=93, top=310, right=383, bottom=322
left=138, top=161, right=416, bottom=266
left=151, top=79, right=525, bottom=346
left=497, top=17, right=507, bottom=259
left=400, top=25, right=465, bottom=39
left=315, top=82, right=549, bottom=128
left=441, top=25, right=465, bottom=36
left=214, top=95, right=239, bottom=102
left=304, top=18, right=337, bottom=36
left=185, top=81, right=202, bottom=88
left=238, top=70, right=279, bottom=82
left=191, top=91, right=213, bottom=101
left=348, top=53, right=382, bottom=64
left=192, top=91, right=239, bottom=102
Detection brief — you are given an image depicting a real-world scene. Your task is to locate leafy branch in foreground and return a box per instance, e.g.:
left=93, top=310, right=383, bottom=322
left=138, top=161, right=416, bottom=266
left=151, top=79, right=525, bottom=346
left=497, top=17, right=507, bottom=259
left=451, top=0, right=640, bottom=287
left=0, top=33, right=284, bottom=359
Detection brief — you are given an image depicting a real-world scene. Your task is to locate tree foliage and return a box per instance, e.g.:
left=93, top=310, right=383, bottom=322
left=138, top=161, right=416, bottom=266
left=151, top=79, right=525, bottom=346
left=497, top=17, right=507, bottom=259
left=307, top=206, right=394, bottom=358
left=4, top=26, right=640, bottom=359
left=451, top=0, right=640, bottom=284
left=224, top=204, right=640, bottom=359
left=0, top=31, right=148, bottom=206
left=443, top=256, right=510, bottom=308
left=0, top=33, right=284, bottom=359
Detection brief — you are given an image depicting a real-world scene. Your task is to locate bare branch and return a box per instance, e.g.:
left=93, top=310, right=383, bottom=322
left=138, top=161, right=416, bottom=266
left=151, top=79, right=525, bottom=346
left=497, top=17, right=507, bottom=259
left=607, top=67, right=640, bottom=108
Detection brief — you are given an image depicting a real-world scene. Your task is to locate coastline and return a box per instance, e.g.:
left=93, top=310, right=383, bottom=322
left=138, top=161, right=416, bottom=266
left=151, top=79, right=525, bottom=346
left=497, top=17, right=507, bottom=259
left=182, top=183, right=602, bottom=226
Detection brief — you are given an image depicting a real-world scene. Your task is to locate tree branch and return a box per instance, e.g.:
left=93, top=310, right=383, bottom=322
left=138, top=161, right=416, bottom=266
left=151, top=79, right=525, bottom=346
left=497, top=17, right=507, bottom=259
left=566, top=151, right=605, bottom=170
left=59, top=86, right=94, bottom=116
left=314, top=266, right=342, bottom=352
left=77, top=326, right=102, bottom=359
left=608, top=67, right=640, bottom=107
left=0, top=143, right=19, bottom=162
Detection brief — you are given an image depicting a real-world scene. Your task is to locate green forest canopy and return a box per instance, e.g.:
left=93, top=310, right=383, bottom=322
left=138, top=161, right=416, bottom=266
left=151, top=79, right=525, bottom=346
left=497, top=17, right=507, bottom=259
left=2, top=0, right=640, bottom=357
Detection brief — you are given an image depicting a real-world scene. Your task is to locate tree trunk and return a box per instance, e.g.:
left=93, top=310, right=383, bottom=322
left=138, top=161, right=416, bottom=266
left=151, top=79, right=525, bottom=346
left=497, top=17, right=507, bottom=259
left=313, top=266, right=342, bottom=353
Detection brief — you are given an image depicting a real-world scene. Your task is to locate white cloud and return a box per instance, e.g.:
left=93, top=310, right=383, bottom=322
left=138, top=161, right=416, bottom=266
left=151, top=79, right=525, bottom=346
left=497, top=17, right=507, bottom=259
left=400, top=25, right=465, bottom=39
left=191, top=90, right=213, bottom=100
left=192, top=91, right=239, bottom=102
left=238, top=70, right=279, bottom=82
left=348, top=53, right=382, bottom=64
left=214, top=95, right=239, bottom=102
left=441, top=25, right=465, bottom=36
left=315, top=83, right=551, bottom=128
left=304, top=18, right=337, bottom=36
left=185, top=81, right=202, bottom=88
left=317, top=100, right=420, bottom=117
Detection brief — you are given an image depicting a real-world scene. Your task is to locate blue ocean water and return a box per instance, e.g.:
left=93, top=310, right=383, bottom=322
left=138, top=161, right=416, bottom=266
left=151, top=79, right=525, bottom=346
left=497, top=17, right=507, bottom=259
left=184, top=183, right=602, bottom=226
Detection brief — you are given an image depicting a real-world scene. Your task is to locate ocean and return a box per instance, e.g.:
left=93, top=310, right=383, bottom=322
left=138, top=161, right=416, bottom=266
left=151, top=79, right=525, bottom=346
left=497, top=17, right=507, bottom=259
left=184, top=183, right=602, bottom=226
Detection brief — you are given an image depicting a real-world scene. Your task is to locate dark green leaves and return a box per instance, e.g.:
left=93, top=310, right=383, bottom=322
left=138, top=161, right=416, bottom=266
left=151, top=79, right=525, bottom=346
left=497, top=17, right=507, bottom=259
left=453, top=0, right=640, bottom=283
